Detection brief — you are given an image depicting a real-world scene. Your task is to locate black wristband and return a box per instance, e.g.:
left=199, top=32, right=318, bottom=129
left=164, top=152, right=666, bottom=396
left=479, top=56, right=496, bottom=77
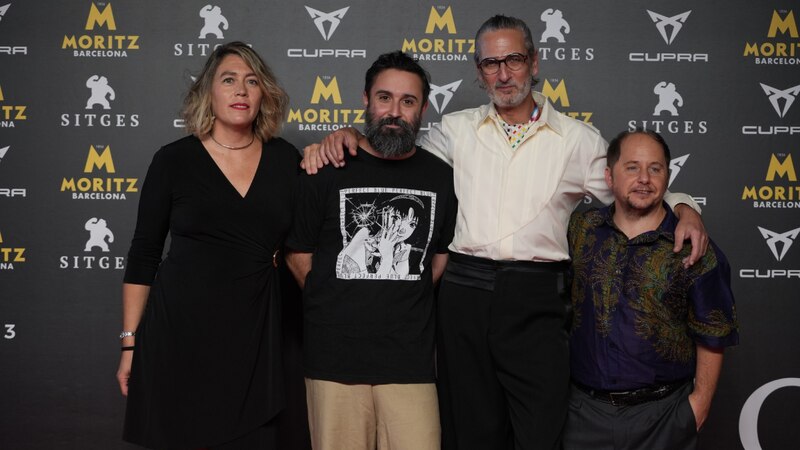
left=121, top=346, right=135, bottom=352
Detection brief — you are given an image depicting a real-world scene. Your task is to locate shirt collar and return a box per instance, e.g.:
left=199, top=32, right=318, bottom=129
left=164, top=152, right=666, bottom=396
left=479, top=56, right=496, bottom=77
left=597, top=201, right=677, bottom=243
left=479, top=91, right=565, bottom=137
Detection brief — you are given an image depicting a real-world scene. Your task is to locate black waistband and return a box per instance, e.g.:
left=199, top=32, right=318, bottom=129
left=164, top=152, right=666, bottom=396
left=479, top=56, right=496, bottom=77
left=448, top=251, right=569, bottom=273
left=572, top=379, right=692, bottom=407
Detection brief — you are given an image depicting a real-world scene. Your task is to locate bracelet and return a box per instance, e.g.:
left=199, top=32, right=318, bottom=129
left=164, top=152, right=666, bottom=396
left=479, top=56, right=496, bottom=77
left=121, top=346, right=135, bottom=352
left=119, top=331, right=136, bottom=340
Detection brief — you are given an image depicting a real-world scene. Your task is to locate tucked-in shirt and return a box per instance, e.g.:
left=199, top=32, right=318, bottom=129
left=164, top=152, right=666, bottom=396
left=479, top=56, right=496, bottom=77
left=418, top=91, right=697, bottom=262
left=567, top=203, right=739, bottom=391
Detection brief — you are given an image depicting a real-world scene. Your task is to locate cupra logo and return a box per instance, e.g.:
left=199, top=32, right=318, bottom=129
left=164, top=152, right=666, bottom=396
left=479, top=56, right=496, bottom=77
left=668, top=154, right=689, bottom=187
left=305, top=6, right=349, bottom=41
left=759, top=83, right=800, bottom=118
left=647, top=10, right=691, bottom=45
left=429, top=80, right=461, bottom=114
left=758, top=226, right=800, bottom=261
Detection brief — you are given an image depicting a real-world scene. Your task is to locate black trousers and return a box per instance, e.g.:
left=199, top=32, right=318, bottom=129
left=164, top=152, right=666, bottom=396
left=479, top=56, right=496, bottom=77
left=437, top=252, right=570, bottom=450
left=562, top=381, right=698, bottom=450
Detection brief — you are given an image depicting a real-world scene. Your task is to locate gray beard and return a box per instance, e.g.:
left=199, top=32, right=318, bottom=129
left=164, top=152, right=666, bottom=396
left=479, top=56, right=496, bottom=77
left=364, top=112, right=418, bottom=158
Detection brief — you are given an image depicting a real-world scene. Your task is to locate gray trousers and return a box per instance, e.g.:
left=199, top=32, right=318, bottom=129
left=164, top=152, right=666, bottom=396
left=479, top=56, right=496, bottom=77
left=562, top=381, right=697, bottom=450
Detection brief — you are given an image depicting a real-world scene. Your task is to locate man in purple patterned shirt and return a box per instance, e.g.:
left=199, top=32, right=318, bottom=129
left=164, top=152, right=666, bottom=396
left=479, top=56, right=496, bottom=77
left=563, top=129, right=738, bottom=450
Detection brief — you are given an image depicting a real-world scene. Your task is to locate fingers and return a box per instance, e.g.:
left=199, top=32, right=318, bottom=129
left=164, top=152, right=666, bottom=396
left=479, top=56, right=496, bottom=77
left=344, top=128, right=360, bottom=157
left=322, top=133, right=346, bottom=168
left=302, top=128, right=361, bottom=173
left=116, top=371, right=129, bottom=396
left=301, top=143, right=322, bottom=174
left=675, top=228, right=708, bottom=268
left=673, top=232, right=692, bottom=268
left=117, top=353, right=132, bottom=396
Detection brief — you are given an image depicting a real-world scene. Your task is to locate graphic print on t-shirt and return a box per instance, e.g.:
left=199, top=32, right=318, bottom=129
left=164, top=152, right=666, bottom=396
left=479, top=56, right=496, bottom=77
left=336, top=187, right=436, bottom=281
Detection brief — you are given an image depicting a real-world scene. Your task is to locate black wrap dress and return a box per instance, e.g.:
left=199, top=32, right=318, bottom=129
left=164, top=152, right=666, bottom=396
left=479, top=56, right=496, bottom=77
left=122, top=135, right=298, bottom=449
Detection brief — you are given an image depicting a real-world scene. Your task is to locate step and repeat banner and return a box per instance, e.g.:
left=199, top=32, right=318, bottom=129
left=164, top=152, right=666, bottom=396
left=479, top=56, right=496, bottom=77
left=1, top=1, right=798, bottom=449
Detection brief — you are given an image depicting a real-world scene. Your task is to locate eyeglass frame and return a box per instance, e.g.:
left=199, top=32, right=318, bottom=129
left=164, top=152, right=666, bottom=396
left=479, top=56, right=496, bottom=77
left=476, top=52, right=530, bottom=75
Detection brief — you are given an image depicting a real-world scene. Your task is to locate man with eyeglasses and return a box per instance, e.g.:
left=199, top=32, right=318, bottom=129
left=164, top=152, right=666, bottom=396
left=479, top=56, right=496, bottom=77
left=302, top=14, right=707, bottom=450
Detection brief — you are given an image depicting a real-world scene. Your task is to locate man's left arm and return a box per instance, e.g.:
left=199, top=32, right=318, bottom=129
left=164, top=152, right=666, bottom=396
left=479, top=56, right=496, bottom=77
left=431, top=253, right=448, bottom=284
left=286, top=251, right=313, bottom=289
left=688, top=344, right=724, bottom=431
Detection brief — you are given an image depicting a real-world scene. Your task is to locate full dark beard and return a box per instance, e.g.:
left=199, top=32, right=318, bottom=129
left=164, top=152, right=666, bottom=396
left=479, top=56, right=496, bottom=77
left=364, top=111, right=419, bottom=158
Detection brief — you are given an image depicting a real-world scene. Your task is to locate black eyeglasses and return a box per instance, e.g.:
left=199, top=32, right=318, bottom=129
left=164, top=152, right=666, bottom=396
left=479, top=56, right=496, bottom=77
left=477, top=53, right=529, bottom=75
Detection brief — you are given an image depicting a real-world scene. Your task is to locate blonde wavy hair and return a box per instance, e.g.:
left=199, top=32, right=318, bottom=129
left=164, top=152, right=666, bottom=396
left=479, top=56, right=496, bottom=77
left=182, top=41, right=289, bottom=141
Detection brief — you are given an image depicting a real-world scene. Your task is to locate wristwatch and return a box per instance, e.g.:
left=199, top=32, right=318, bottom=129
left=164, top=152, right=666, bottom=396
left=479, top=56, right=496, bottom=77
left=119, top=331, right=136, bottom=340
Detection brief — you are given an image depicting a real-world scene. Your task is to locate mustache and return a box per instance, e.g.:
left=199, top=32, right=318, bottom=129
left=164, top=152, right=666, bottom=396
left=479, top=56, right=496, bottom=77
left=376, top=116, right=413, bottom=130
left=494, top=81, right=519, bottom=88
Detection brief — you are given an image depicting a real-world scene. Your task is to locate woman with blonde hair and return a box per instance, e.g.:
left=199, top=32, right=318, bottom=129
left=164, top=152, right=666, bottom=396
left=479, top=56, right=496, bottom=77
left=116, top=41, right=299, bottom=449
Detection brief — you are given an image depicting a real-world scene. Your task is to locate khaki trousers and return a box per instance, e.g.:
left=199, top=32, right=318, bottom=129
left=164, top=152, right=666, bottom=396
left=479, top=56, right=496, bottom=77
left=305, top=378, right=440, bottom=450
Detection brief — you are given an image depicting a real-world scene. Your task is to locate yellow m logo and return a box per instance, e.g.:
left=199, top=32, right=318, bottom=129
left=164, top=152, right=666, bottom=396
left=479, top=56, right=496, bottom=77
left=311, top=77, right=342, bottom=105
left=84, top=146, right=116, bottom=173
left=542, top=80, right=570, bottom=108
left=85, top=3, right=117, bottom=31
left=425, top=7, right=456, bottom=34
left=768, top=10, right=798, bottom=38
left=766, top=154, right=797, bottom=181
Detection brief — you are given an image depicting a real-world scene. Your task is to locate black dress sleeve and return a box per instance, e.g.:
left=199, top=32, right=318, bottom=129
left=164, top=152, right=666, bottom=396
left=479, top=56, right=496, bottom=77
left=285, top=171, right=328, bottom=253
left=124, top=147, right=172, bottom=285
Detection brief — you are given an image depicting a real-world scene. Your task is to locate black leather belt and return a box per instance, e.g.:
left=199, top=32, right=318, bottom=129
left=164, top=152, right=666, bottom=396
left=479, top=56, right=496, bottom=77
left=445, top=252, right=567, bottom=291
left=572, top=379, right=691, bottom=407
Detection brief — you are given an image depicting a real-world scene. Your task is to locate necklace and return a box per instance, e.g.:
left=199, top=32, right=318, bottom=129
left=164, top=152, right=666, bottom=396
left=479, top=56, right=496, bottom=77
left=210, top=133, right=255, bottom=150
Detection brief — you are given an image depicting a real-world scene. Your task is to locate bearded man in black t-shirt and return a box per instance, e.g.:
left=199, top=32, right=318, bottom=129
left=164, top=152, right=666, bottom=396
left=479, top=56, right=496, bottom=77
left=286, top=51, right=457, bottom=450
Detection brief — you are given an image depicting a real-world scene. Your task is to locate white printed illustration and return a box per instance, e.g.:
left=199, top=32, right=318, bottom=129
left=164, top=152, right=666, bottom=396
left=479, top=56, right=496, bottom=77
left=84, top=218, right=114, bottom=252
left=199, top=5, right=228, bottom=39
left=85, top=75, right=115, bottom=110
left=336, top=188, right=436, bottom=281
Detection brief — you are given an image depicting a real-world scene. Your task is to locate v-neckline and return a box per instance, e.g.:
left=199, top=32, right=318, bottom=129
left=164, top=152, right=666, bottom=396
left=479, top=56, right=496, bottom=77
left=200, top=138, right=264, bottom=200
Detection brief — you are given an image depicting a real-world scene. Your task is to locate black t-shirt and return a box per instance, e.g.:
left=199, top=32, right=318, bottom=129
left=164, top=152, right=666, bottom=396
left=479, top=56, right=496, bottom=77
left=286, top=147, right=457, bottom=384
